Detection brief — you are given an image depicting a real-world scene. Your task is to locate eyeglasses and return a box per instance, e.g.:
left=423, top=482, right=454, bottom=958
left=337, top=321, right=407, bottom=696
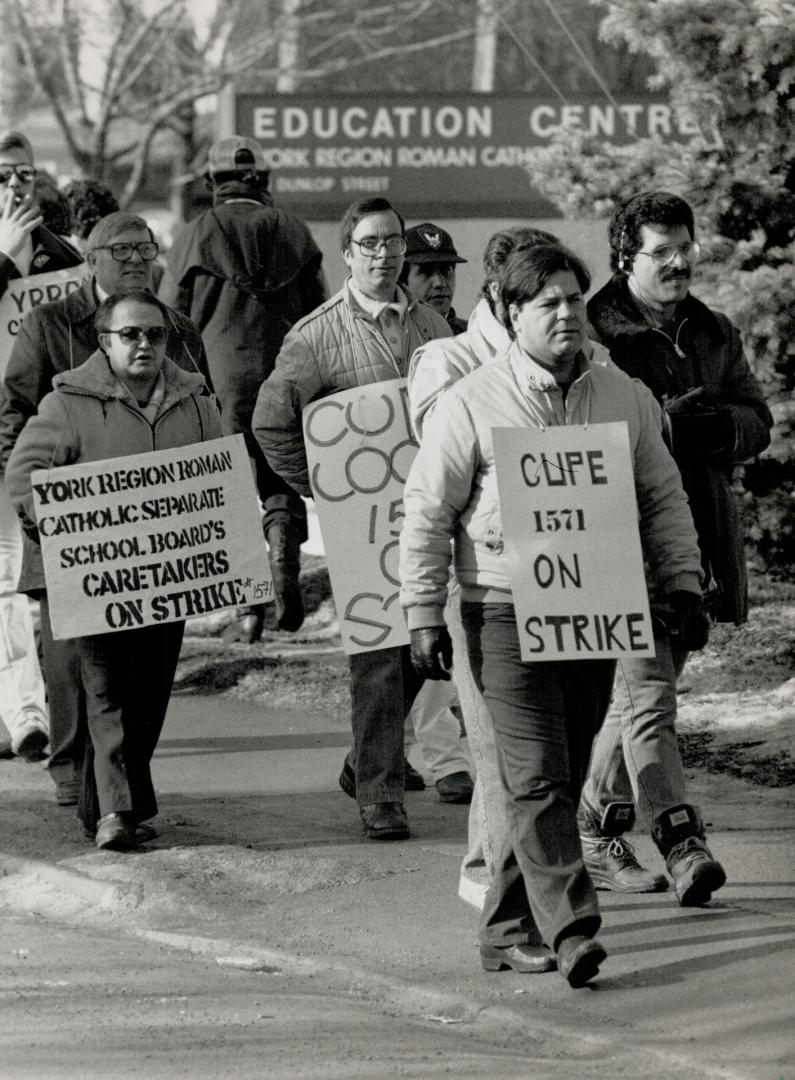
left=636, top=240, right=701, bottom=267
left=0, top=165, right=36, bottom=185
left=350, top=235, right=407, bottom=256
left=91, top=241, right=159, bottom=262
left=102, top=326, right=168, bottom=346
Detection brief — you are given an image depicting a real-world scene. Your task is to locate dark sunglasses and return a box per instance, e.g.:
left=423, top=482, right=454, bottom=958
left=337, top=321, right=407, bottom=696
left=102, top=325, right=168, bottom=346
left=0, top=165, right=36, bottom=185
left=91, top=241, right=159, bottom=262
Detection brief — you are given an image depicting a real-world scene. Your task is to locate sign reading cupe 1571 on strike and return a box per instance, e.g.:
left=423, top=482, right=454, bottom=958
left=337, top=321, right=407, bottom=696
left=303, top=380, right=417, bottom=655
left=492, top=422, right=654, bottom=662
left=223, top=91, right=697, bottom=218
left=32, top=434, right=272, bottom=640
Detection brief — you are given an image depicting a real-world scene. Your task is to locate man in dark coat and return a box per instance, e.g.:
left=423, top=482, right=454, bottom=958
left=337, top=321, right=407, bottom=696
left=0, top=209, right=209, bottom=808
left=577, top=191, right=773, bottom=907
left=398, top=222, right=468, bottom=333
left=160, top=135, right=326, bottom=639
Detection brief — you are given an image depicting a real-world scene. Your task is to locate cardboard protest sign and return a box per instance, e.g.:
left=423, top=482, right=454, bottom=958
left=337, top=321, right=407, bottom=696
left=0, top=265, right=88, bottom=380
left=33, top=434, right=271, bottom=639
left=303, top=379, right=416, bottom=654
left=493, top=422, right=654, bottom=661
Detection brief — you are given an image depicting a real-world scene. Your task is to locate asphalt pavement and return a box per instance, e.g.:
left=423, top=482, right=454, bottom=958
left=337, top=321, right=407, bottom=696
left=1, top=648, right=794, bottom=1080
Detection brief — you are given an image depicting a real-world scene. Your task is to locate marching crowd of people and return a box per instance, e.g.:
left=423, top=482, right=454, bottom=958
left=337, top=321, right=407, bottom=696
left=0, top=130, right=772, bottom=988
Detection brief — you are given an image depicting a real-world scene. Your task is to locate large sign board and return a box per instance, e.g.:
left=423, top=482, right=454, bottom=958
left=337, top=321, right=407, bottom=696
left=223, top=91, right=696, bottom=218
left=303, top=380, right=416, bottom=655
left=0, top=265, right=88, bottom=380
left=492, top=422, right=654, bottom=662
left=33, top=435, right=272, bottom=639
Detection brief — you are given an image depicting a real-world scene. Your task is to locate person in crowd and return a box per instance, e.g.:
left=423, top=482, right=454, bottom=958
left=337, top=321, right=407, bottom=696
left=253, top=197, right=451, bottom=841
left=408, top=225, right=559, bottom=910
left=33, top=172, right=74, bottom=239
left=62, top=179, right=120, bottom=251
left=399, top=242, right=707, bottom=987
left=0, top=209, right=210, bottom=809
left=6, top=290, right=222, bottom=850
left=160, top=135, right=326, bottom=641
left=0, top=131, right=82, bottom=765
left=398, top=222, right=468, bottom=332
left=577, top=191, right=773, bottom=905
left=405, top=681, right=473, bottom=803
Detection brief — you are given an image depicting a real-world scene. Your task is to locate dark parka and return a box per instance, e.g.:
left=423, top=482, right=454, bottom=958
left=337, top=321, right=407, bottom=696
left=0, top=277, right=211, bottom=472
left=587, top=275, right=773, bottom=624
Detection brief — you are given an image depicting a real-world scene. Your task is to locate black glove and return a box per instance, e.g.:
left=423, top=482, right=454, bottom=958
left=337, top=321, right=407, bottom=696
left=665, top=392, right=735, bottom=460
left=410, top=626, right=453, bottom=680
left=665, top=590, right=711, bottom=651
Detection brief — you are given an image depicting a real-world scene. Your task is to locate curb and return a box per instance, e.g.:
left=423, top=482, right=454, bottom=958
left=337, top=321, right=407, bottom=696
left=0, top=851, right=142, bottom=911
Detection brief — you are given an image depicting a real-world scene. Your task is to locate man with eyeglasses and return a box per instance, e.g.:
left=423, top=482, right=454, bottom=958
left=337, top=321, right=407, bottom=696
left=253, top=197, right=451, bottom=840
left=161, top=135, right=326, bottom=641
left=0, top=210, right=210, bottom=810
left=577, top=191, right=772, bottom=906
left=0, top=131, right=83, bottom=767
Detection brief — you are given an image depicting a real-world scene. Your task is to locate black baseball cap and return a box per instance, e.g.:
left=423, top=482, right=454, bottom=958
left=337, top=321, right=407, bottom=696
left=404, top=223, right=467, bottom=264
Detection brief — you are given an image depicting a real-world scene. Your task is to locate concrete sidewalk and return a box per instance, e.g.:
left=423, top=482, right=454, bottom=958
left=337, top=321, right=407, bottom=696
left=1, top=675, right=794, bottom=1080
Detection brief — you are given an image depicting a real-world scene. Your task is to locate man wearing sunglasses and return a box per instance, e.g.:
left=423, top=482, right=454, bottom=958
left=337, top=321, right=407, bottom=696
left=0, top=131, right=83, bottom=768
left=253, top=197, right=451, bottom=841
left=0, top=209, right=210, bottom=809
left=577, top=191, right=772, bottom=907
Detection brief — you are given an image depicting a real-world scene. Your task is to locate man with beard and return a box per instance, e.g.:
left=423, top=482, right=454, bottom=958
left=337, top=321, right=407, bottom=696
left=577, top=191, right=773, bottom=906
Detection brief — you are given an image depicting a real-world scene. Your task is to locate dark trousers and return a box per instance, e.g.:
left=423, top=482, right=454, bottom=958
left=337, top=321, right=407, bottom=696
left=462, top=602, right=614, bottom=951
left=346, top=645, right=424, bottom=805
left=38, top=594, right=86, bottom=786
left=76, top=621, right=185, bottom=828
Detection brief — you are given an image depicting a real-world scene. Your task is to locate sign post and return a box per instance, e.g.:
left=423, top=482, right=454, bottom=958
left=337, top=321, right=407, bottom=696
left=492, top=422, right=655, bottom=662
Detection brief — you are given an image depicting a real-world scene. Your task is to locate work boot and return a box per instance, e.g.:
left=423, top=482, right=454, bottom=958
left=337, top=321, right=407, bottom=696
left=581, top=834, right=668, bottom=893
left=222, top=605, right=265, bottom=644
left=653, top=803, right=727, bottom=907
left=265, top=518, right=304, bottom=632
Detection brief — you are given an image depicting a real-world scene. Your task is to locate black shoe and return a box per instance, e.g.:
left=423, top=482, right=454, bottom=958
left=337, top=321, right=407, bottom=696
left=435, top=771, right=474, bottom=804
left=404, top=759, right=426, bottom=791
left=480, top=942, right=556, bottom=973
left=556, top=935, right=607, bottom=988
left=95, top=812, right=137, bottom=851
left=667, top=836, right=727, bottom=906
left=54, top=779, right=80, bottom=806
left=222, top=608, right=265, bottom=644
left=338, top=760, right=356, bottom=799
left=15, top=728, right=49, bottom=763
left=0, top=738, right=15, bottom=760
left=359, top=802, right=410, bottom=841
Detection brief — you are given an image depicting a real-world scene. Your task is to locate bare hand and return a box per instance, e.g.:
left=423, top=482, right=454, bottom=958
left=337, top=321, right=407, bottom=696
left=0, top=189, right=43, bottom=262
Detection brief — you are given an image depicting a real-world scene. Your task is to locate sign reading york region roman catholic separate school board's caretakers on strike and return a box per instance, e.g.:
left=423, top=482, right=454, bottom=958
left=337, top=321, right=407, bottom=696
left=303, top=380, right=417, bottom=655
left=492, top=422, right=655, bottom=662
left=32, top=434, right=272, bottom=639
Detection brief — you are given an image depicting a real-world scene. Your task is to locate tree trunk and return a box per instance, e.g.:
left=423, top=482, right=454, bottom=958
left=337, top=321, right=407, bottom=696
left=472, top=0, right=497, bottom=92
left=0, top=0, right=22, bottom=128
left=276, top=0, right=301, bottom=93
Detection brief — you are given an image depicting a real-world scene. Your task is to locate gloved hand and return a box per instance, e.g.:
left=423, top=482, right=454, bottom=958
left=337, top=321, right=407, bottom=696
left=410, top=626, right=453, bottom=680
left=665, top=590, right=711, bottom=651
left=664, top=390, right=735, bottom=460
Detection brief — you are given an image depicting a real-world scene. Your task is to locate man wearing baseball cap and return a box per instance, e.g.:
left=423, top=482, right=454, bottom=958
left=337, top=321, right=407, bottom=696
left=398, top=222, right=468, bottom=333
left=161, top=135, right=327, bottom=641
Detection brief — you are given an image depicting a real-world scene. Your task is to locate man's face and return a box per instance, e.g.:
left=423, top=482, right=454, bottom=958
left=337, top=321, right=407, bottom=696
left=508, top=270, right=587, bottom=368
left=343, top=210, right=404, bottom=301
left=628, top=223, right=696, bottom=306
left=99, top=297, right=167, bottom=392
left=405, top=262, right=456, bottom=317
left=0, top=147, right=36, bottom=209
left=87, top=227, right=154, bottom=294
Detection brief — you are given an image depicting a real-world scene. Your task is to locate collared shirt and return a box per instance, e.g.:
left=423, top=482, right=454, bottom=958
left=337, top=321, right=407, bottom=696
left=348, top=279, right=410, bottom=363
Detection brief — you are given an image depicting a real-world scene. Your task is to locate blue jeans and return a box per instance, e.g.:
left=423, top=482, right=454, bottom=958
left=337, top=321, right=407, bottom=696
left=346, top=645, right=424, bottom=805
left=462, top=602, right=613, bottom=950
left=579, top=629, right=688, bottom=836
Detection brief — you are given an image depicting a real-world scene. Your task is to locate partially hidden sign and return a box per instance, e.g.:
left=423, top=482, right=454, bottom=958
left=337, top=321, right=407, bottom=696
left=492, top=422, right=654, bottom=662
left=33, top=434, right=272, bottom=639
left=0, top=265, right=88, bottom=380
left=303, top=380, right=416, bottom=654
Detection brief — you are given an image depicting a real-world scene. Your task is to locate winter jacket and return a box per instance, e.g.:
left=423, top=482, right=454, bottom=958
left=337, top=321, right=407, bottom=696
left=0, top=277, right=211, bottom=472
left=399, top=340, right=702, bottom=630
left=5, top=350, right=221, bottom=593
left=159, top=198, right=326, bottom=437
left=252, top=280, right=452, bottom=498
left=0, top=226, right=82, bottom=298
left=587, top=275, right=773, bottom=623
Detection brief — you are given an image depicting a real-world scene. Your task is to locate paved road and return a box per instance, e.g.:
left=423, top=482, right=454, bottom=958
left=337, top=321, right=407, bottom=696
left=1, top=662, right=794, bottom=1079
